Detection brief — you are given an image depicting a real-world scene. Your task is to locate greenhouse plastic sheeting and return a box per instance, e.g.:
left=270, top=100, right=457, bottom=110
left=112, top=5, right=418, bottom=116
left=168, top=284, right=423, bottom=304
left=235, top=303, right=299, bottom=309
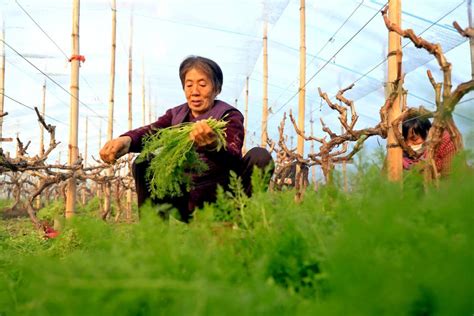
left=0, top=0, right=472, bottom=161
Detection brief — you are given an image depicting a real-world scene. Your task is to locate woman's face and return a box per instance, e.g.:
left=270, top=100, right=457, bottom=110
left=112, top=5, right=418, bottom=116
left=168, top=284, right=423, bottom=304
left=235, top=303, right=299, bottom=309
left=184, top=68, right=217, bottom=117
left=406, top=128, right=424, bottom=146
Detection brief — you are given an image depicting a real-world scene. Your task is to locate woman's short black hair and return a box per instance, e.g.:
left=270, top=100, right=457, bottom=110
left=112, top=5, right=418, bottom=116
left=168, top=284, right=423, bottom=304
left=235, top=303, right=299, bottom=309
left=402, top=113, right=432, bottom=140
left=179, top=56, right=223, bottom=95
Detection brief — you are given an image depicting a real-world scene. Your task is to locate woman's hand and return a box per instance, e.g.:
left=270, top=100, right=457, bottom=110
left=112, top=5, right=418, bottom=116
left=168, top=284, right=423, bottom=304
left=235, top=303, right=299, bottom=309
left=190, top=120, right=217, bottom=148
left=99, top=136, right=132, bottom=164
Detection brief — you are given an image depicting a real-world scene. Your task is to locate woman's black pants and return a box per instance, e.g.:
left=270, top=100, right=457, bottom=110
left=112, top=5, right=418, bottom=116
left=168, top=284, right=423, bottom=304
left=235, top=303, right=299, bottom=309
left=132, top=147, right=274, bottom=221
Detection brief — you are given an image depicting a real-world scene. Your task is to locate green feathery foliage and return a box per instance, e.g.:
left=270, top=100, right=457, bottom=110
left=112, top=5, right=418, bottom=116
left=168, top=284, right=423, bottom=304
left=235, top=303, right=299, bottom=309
left=137, top=118, right=227, bottom=199
left=0, top=158, right=472, bottom=315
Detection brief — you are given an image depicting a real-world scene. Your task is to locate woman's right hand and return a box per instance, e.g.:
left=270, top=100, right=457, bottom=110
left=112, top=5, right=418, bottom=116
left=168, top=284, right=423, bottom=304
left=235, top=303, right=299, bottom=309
left=190, top=120, right=216, bottom=148
left=99, top=136, right=132, bottom=164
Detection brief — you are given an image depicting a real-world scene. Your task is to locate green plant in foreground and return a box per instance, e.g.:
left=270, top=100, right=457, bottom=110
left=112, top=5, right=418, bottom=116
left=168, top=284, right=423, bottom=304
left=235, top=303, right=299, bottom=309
left=37, top=200, right=65, bottom=221
left=212, top=171, right=249, bottom=227
left=137, top=118, right=227, bottom=199
left=0, top=163, right=472, bottom=315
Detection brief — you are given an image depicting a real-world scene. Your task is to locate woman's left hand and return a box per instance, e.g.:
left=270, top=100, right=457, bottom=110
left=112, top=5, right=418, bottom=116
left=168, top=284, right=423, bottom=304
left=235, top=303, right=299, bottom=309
left=190, top=120, right=217, bottom=148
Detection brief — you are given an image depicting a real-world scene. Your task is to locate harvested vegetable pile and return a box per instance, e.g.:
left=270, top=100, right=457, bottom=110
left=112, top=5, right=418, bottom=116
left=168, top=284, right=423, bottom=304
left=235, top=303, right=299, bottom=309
left=138, top=118, right=227, bottom=199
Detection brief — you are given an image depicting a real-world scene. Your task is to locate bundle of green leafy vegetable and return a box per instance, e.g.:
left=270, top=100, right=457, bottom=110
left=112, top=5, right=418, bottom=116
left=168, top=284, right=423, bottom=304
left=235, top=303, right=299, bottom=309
left=137, top=118, right=227, bottom=199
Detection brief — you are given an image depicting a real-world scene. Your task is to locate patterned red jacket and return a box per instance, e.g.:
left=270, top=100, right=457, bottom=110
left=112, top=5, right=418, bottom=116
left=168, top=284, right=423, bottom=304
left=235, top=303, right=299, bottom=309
left=402, top=130, right=457, bottom=175
left=434, top=130, right=457, bottom=175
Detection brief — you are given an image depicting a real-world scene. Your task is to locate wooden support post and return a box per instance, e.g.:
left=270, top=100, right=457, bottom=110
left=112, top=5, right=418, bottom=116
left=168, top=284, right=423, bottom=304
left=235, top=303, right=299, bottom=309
left=386, top=0, right=403, bottom=182
left=82, top=116, right=87, bottom=204
left=128, top=14, right=133, bottom=132
left=261, top=21, right=268, bottom=147
left=0, top=21, right=5, bottom=148
left=294, top=0, right=307, bottom=198
left=148, top=80, right=152, bottom=123
left=35, top=180, right=42, bottom=209
left=154, top=98, right=158, bottom=123
left=84, top=116, right=88, bottom=167
left=66, top=0, right=81, bottom=218
left=107, top=0, right=116, bottom=143
left=97, top=120, right=102, bottom=201
left=468, top=0, right=474, bottom=79
left=99, top=121, right=102, bottom=150
left=104, top=0, right=116, bottom=219
left=126, top=13, right=134, bottom=221
left=142, top=56, right=146, bottom=126
left=297, top=0, right=306, bottom=158
left=243, top=76, right=249, bottom=153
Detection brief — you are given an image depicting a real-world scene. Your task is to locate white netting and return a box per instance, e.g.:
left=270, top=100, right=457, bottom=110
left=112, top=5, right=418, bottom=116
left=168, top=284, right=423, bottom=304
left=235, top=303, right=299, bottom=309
left=0, top=0, right=472, bottom=160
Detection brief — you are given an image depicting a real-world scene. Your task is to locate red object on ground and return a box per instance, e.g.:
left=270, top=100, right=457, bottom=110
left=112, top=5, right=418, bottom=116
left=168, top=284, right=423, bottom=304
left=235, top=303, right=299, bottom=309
left=43, top=225, right=60, bottom=239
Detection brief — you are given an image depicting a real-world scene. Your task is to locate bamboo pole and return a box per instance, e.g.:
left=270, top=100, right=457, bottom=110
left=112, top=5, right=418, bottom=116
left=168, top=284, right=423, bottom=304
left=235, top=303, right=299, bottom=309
left=469, top=0, right=474, bottom=80
left=297, top=0, right=306, bottom=158
left=261, top=22, right=268, bottom=147
left=126, top=13, right=134, bottom=221
left=96, top=121, right=102, bottom=201
left=148, top=80, right=152, bottom=123
left=66, top=0, right=81, bottom=218
left=294, top=0, right=307, bottom=199
left=0, top=21, right=5, bottom=147
left=128, top=14, right=133, bottom=132
left=35, top=181, right=42, bottom=209
left=84, top=116, right=88, bottom=167
left=107, top=0, right=116, bottom=143
left=99, top=121, right=102, bottom=149
left=82, top=115, right=88, bottom=204
left=154, top=98, right=159, bottom=122
left=243, top=76, right=249, bottom=153
left=383, top=51, right=391, bottom=134
left=342, top=160, right=347, bottom=191
left=386, top=0, right=403, bottom=182
left=142, top=56, right=146, bottom=126
left=104, top=0, right=116, bottom=218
